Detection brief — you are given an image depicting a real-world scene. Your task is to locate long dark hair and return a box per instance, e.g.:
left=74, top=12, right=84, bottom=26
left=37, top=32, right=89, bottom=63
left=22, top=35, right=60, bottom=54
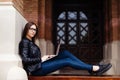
left=22, top=22, right=38, bottom=42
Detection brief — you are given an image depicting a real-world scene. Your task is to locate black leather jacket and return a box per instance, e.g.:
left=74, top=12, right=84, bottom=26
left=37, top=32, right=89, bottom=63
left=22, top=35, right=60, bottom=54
left=19, top=37, right=41, bottom=74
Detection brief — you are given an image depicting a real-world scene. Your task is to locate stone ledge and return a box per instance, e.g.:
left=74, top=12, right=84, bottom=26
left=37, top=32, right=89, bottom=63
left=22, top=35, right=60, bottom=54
left=28, top=75, right=120, bottom=80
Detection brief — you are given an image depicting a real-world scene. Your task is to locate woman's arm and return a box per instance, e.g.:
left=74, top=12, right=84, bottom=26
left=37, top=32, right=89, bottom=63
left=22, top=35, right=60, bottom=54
left=19, top=40, right=41, bottom=65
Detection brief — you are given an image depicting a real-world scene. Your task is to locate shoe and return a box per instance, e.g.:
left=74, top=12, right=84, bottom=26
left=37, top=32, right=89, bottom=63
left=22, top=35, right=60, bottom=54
left=89, top=63, right=112, bottom=75
left=96, top=63, right=112, bottom=75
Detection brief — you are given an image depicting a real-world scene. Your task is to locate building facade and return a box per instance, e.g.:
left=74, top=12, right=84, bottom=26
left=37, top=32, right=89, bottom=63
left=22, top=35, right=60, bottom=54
left=0, top=0, right=120, bottom=80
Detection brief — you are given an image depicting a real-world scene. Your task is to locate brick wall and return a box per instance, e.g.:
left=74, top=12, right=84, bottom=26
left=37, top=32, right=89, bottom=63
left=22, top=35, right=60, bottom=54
left=13, top=0, right=24, bottom=15
left=23, top=0, right=39, bottom=24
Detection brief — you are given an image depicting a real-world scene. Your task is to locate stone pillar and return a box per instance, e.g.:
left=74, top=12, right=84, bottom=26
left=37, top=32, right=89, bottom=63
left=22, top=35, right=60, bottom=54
left=0, top=2, right=27, bottom=80
left=38, top=0, right=46, bottom=56
left=110, top=0, right=120, bottom=75
left=103, top=0, right=120, bottom=75
left=45, top=0, right=54, bottom=55
left=38, top=0, right=54, bottom=59
left=38, top=0, right=45, bottom=39
left=45, top=0, right=52, bottom=40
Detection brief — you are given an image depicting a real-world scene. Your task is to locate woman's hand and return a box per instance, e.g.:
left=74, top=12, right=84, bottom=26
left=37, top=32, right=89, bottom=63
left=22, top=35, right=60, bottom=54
left=41, top=55, right=56, bottom=62
left=47, top=55, right=56, bottom=58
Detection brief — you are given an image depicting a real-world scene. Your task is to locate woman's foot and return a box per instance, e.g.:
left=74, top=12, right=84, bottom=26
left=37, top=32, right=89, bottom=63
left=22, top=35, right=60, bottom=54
left=89, top=63, right=112, bottom=75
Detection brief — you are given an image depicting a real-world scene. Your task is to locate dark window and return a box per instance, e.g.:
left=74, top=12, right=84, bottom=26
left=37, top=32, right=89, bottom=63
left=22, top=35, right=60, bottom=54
left=53, top=0, right=104, bottom=64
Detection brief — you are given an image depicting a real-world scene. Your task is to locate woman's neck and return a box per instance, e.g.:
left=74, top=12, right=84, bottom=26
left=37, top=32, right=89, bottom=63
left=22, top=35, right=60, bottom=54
left=26, top=36, right=32, bottom=41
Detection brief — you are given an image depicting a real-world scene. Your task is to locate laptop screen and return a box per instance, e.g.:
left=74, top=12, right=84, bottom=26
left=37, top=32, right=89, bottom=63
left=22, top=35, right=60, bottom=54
left=55, top=41, right=61, bottom=55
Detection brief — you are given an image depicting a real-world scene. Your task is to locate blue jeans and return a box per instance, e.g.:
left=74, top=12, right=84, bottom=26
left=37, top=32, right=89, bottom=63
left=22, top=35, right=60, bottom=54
left=31, top=50, right=92, bottom=76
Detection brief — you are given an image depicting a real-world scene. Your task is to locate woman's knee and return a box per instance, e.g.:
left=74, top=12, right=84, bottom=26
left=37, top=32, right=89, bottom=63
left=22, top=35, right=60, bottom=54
left=61, top=50, right=70, bottom=55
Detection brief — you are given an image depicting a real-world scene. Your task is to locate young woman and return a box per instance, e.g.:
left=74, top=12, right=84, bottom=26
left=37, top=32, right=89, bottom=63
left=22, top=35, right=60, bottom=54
left=19, top=22, right=112, bottom=76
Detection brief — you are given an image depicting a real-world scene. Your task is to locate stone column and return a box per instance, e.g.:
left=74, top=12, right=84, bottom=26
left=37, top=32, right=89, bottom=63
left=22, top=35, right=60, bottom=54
left=110, top=0, right=120, bottom=75
left=103, top=0, right=120, bottom=75
left=0, top=1, right=27, bottom=80
left=45, top=0, right=54, bottom=55
left=38, top=0, right=46, bottom=56
left=38, top=0, right=45, bottom=38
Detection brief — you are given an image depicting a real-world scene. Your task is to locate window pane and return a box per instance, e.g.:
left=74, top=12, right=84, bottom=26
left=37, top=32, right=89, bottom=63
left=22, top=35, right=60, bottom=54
left=79, top=11, right=88, bottom=20
left=68, top=23, right=77, bottom=44
left=58, top=12, right=66, bottom=20
left=80, top=23, right=88, bottom=43
left=57, top=23, right=65, bottom=44
left=68, top=11, right=77, bottom=20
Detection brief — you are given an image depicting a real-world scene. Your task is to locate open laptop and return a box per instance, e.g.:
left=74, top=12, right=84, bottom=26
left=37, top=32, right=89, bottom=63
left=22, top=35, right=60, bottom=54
left=41, top=41, right=61, bottom=62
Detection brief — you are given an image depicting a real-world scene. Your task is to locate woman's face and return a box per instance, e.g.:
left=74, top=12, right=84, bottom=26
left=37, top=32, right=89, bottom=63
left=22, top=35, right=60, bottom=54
left=26, top=25, right=37, bottom=40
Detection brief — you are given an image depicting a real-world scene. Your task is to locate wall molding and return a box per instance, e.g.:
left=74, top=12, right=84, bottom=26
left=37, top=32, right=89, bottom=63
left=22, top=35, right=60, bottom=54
left=0, top=2, right=13, bottom=6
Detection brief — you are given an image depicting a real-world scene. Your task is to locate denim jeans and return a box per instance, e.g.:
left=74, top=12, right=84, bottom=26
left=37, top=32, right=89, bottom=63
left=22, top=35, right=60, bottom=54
left=31, top=50, right=92, bottom=76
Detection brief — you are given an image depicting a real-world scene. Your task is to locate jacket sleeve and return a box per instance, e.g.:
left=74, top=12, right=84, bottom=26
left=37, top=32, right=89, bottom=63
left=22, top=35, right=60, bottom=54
left=19, top=40, right=41, bottom=65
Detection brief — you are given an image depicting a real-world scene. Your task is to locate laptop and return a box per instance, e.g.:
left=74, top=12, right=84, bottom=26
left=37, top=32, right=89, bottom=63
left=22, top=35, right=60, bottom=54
left=41, top=41, right=61, bottom=62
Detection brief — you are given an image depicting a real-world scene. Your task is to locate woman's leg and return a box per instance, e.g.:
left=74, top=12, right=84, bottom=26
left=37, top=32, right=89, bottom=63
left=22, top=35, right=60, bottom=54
left=55, top=50, right=93, bottom=69
left=31, top=56, right=92, bottom=76
left=43, top=50, right=92, bottom=71
left=58, top=50, right=86, bottom=62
